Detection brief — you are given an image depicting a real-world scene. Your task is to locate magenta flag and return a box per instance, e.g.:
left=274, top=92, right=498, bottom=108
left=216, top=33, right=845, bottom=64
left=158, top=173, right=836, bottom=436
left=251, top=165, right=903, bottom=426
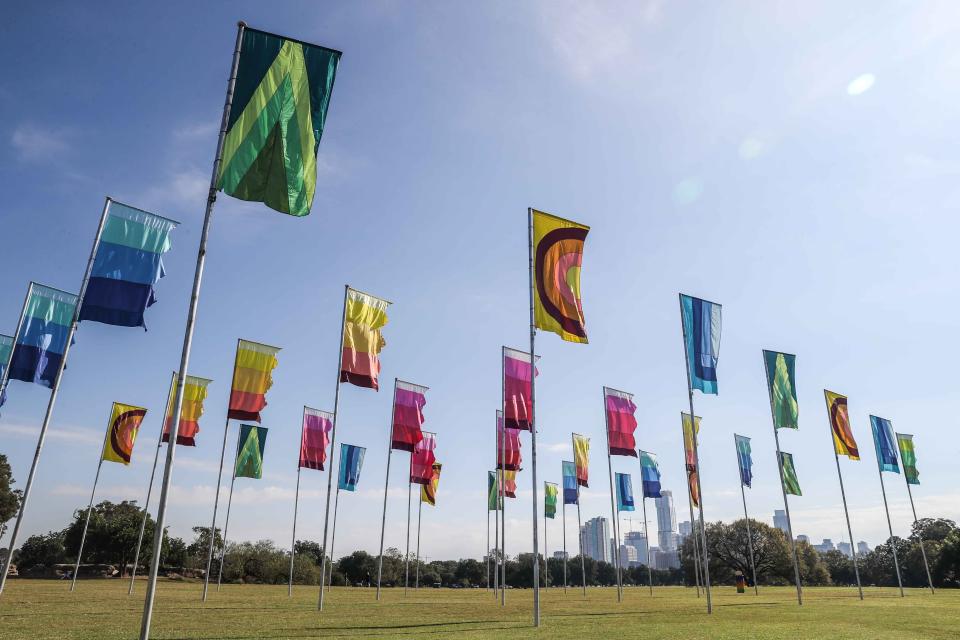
left=497, top=410, right=522, bottom=471
left=604, top=387, right=638, bottom=457
left=393, top=380, right=427, bottom=452
left=410, top=432, right=437, bottom=485
left=503, top=347, right=537, bottom=431
left=299, top=407, right=334, bottom=470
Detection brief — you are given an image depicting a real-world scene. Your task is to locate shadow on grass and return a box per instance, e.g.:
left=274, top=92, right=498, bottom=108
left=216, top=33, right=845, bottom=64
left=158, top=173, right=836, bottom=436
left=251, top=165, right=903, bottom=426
left=157, top=619, right=527, bottom=639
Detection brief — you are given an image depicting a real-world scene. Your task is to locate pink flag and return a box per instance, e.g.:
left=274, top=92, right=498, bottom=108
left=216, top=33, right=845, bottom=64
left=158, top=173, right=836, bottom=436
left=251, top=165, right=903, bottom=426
left=299, top=407, right=334, bottom=470
left=503, top=347, right=538, bottom=431
left=496, top=410, right=522, bottom=471
left=410, top=432, right=437, bottom=485
left=604, top=387, right=638, bottom=457
left=393, top=380, right=427, bottom=452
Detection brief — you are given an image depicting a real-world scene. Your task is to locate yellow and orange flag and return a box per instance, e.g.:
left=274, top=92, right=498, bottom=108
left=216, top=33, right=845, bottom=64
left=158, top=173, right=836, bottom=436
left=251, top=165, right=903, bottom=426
left=572, top=433, right=590, bottom=487
left=682, top=412, right=701, bottom=507
left=532, top=210, right=589, bottom=344
left=228, top=339, right=281, bottom=422
left=824, top=390, right=859, bottom=460
left=340, top=288, right=390, bottom=390
left=102, top=402, right=147, bottom=465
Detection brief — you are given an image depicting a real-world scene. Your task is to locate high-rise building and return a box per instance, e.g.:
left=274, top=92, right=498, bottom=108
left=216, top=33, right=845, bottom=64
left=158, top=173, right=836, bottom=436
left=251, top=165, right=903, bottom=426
left=836, top=542, right=852, bottom=557
left=655, top=490, right=678, bottom=551
left=678, top=520, right=692, bottom=539
left=619, top=544, right=638, bottom=567
left=857, top=541, right=870, bottom=555
left=581, top=517, right=611, bottom=563
left=797, top=534, right=810, bottom=544
left=623, top=530, right=649, bottom=565
left=773, top=509, right=789, bottom=534
left=552, top=550, right=568, bottom=560
left=814, top=539, right=835, bottom=553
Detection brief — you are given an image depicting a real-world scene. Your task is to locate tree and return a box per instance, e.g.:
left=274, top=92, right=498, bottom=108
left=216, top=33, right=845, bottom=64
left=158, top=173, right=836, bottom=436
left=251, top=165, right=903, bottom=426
left=186, top=525, right=223, bottom=569
left=338, top=550, right=377, bottom=586
left=63, top=500, right=149, bottom=573
left=294, top=540, right=325, bottom=567
left=695, top=519, right=791, bottom=585
left=794, top=539, right=831, bottom=586
left=935, top=529, right=960, bottom=587
left=0, top=454, right=21, bottom=541
left=13, top=531, right=67, bottom=570
left=821, top=550, right=857, bottom=586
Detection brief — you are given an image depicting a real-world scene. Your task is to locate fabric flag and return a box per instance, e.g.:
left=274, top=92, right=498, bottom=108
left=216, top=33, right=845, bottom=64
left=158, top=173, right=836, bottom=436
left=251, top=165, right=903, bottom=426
left=680, top=294, right=722, bottom=394
left=562, top=461, right=578, bottom=505
left=0, top=334, right=12, bottom=406
left=392, top=380, right=427, bottom=452
left=101, top=402, right=147, bottom=465
left=235, top=424, right=268, bottom=479
left=299, top=407, right=334, bottom=470
left=734, top=434, right=753, bottom=488
left=79, top=201, right=178, bottom=328
left=422, top=462, right=442, bottom=506
left=338, top=443, right=366, bottom=491
left=824, top=390, right=859, bottom=460
left=639, top=451, right=662, bottom=498
left=7, top=283, right=78, bottom=388
left=604, top=387, right=638, bottom=457
left=487, top=471, right=500, bottom=511
left=161, top=372, right=213, bottom=446
left=228, top=339, right=281, bottom=422
left=497, top=410, right=522, bottom=471
left=502, top=470, right=518, bottom=498
left=615, top=472, right=635, bottom=512
left=544, top=482, right=558, bottom=519
left=217, top=26, right=341, bottom=217
left=572, top=434, right=590, bottom=487
left=763, top=350, right=799, bottom=430
left=532, top=209, right=590, bottom=343
left=779, top=452, right=802, bottom=496
left=340, top=289, right=389, bottom=390
left=410, top=432, right=437, bottom=485
left=896, top=434, right=919, bottom=485
left=682, top=412, right=701, bottom=507
left=870, top=416, right=900, bottom=473
left=503, top=347, right=537, bottom=430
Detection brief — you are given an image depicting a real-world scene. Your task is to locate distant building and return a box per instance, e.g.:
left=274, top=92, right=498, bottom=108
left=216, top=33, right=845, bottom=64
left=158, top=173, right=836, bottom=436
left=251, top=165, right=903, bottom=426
left=678, top=520, right=692, bottom=539
left=623, top=530, right=649, bottom=565
left=837, top=542, right=852, bottom=557
left=619, top=544, right=639, bottom=567
left=797, top=534, right=810, bottom=544
left=552, top=551, right=568, bottom=560
left=857, top=541, right=870, bottom=555
left=655, top=490, right=678, bottom=551
left=814, top=539, right=835, bottom=553
left=581, top=517, right=611, bottom=563
left=652, top=548, right=681, bottom=570
left=773, top=510, right=789, bottom=534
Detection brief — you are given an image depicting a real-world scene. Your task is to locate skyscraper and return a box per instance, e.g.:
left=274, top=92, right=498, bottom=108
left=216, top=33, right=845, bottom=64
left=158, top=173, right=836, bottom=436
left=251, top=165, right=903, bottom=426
left=837, top=542, right=852, bottom=557
left=655, top=490, right=678, bottom=551
left=623, top=530, right=649, bottom=566
left=678, top=520, right=692, bottom=539
left=581, top=516, right=612, bottom=563
left=857, top=541, right=871, bottom=555
left=773, top=509, right=789, bottom=534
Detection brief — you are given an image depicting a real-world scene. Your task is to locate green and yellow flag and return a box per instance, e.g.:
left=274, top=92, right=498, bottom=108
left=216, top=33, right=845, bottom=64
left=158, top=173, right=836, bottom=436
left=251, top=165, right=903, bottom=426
left=218, top=26, right=341, bottom=216
left=896, top=433, right=920, bottom=485
left=764, top=350, right=799, bottom=430
left=235, top=424, right=268, bottom=479
left=544, top=482, right=558, bottom=519
left=487, top=471, right=500, bottom=511
left=779, top=451, right=802, bottom=496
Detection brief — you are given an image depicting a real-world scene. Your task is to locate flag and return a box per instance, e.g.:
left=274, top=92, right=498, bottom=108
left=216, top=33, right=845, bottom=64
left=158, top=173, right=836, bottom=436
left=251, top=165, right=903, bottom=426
left=734, top=434, right=753, bottom=488
left=572, top=434, right=590, bottom=487
left=161, top=372, right=213, bottom=446
left=7, top=283, right=78, bottom=388
left=235, top=424, right=268, bottom=479
left=532, top=209, right=589, bottom=343
left=392, top=380, right=427, bottom=452
left=779, top=451, right=802, bottom=496
left=217, top=26, right=341, bottom=217
left=870, top=416, right=900, bottom=473
left=503, top=347, right=537, bottom=430
left=338, top=443, right=366, bottom=491
left=0, top=334, right=12, bottom=406
left=228, top=339, right=281, bottom=422
left=488, top=471, right=499, bottom=511
left=544, top=482, right=558, bottom=519
left=410, top=432, right=437, bottom=485
left=562, top=461, right=578, bottom=505
left=763, top=350, right=799, bottom=430
left=102, top=402, right=147, bottom=465
left=682, top=412, right=701, bottom=507
left=896, top=434, right=919, bottom=485
left=680, top=294, right=721, bottom=394
left=604, top=387, right=638, bottom=457
left=79, top=201, right=178, bottom=328
left=502, top=470, right=518, bottom=498
left=615, top=472, right=635, bottom=512
left=497, top=410, right=522, bottom=471
left=639, top=451, right=662, bottom=498
left=340, top=289, right=389, bottom=390
left=299, top=407, right=334, bottom=470
left=824, top=390, right=859, bottom=460
left=422, top=462, right=442, bottom=506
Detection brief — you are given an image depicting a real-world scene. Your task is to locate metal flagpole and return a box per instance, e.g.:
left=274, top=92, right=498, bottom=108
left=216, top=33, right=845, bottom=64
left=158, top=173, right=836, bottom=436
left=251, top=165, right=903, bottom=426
left=572, top=440, right=586, bottom=596
left=901, top=467, right=934, bottom=594
left=875, top=452, right=904, bottom=597
left=0, top=284, right=32, bottom=408
left=404, top=480, right=412, bottom=595
left=129, top=372, right=176, bottom=595
left=543, top=499, right=548, bottom=589
left=487, top=496, right=491, bottom=591
left=415, top=492, right=423, bottom=589
left=70, top=456, right=105, bottom=592
left=326, top=484, right=341, bottom=592
left=682, top=459, right=702, bottom=598
left=499, top=354, right=507, bottom=606
left=642, top=496, right=653, bottom=595
left=493, top=471, right=499, bottom=597
left=216, top=430, right=240, bottom=591
left=202, top=415, right=234, bottom=599
left=678, top=296, right=712, bottom=614
left=735, top=441, right=759, bottom=596
left=562, top=498, right=568, bottom=593
left=500, top=468, right=506, bottom=604
left=526, top=207, right=541, bottom=627
left=824, top=393, right=862, bottom=600
left=318, top=285, right=349, bottom=610
left=139, top=22, right=245, bottom=639
left=601, top=388, right=623, bottom=602
left=375, top=378, right=399, bottom=600
left=288, top=467, right=302, bottom=596
left=0, top=200, right=112, bottom=595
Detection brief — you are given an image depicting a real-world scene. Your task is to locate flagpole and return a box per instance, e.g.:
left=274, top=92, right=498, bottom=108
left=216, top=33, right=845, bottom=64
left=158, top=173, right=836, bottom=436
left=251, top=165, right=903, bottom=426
left=824, top=393, right=862, bottom=600
left=901, top=469, right=934, bottom=594
left=0, top=285, right=32, bottom=408
left=562, top=499, right=568, bottom=593
left=318, top=286, right=349, bottom=610
left=415, top=493, right=423, bottom=589
left=686, top=489, right=702, bottom=597
left=404, top=480, right=412, bottom=595
left=527, top=207, right=541, bottom=627
left=288, top=467, right=302, bottom=597
left=326, top=484, right=341, bottom=592
left=202, top=414, right=234, bottom=599
left=492, top=471, right=498, bottom=597
left=487, top=495, right=491, bottom=591
left=642, top=496, right=653, bottom=595
left=734, top=438, right=758, bottom=596
left=572, top=434, right=586, bottom=596
left=499, top=353, right=506, bottom=606
left=69, top=455, right=105, bottom=592
left=0, top=199, right=111, bottom=596
left=543, top=497, right=549, bottom=589
left=678, top=296, right=712, bottom=614
left=375, top=378, right=398, bottom=600
left=876, top=455, right=904, bottom=597
left=216, top=436, right=239, bottom=591
left=601, top=388, right=622, bottom=602
left=139, top=22, right=245, bottom=638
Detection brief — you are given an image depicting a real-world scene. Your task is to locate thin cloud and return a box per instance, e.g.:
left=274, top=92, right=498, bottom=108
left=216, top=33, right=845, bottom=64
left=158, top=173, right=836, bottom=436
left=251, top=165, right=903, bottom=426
left=0, top=422, right=101, bottom=445
left=11, top=123, right=69, bottom=162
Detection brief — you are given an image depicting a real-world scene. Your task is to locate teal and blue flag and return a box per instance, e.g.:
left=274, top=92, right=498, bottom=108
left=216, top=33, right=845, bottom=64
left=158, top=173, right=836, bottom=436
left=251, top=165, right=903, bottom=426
left=79, top=201, right=178, bottom=329
left=680, top=294, right=722, bottom=395
left=735, top=434, right=753, bottom=488
left=870, top=416, right=900, bottom=473
left=615, top=472, right=635, bottom=512
left=562, top=460, right=578, bottom=505
left=0, top=334, right=12, bottom=406
left=7, top=283, right=78, bottom=389
left=338, top=443, right=366, bottom=491
left=639, top=451, right=662, bottom=498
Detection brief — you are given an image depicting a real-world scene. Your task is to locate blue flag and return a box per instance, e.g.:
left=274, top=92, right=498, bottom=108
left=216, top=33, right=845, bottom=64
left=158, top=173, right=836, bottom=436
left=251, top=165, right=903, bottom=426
left=680, top=294, right=722, bottom=395
left=735, top=434, right=753, bottom=488
left=338, top=443, right=366, bottom=491
left=8, top=283, right=78, bottom=389
left=562, top=460, right=578, bottom=505
left=639, top=451, right=662, bottom=498
left=870, top=416, right=900, bottom=473
left=615, top=472, right=635, bottom=512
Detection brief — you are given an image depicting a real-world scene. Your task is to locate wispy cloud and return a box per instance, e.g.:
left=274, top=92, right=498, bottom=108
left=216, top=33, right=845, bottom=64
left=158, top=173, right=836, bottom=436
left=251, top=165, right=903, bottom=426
left=0, top=422, right=101, bottom=445
left=10, top=124, right=70, bottom=162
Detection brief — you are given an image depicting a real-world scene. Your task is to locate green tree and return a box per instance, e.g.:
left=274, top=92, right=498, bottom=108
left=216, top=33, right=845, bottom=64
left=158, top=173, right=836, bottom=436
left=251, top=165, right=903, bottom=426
left=13, top=531, right=67, bottom=569
left=935, top=529, right=960, bottom=587
left=63, top=500, right=148, bottom=572
left=820, top=549, right=857, bottom=586
left=186, top=525, right=223, bottom=569
left=0, top=454, right=21, bottom=542
left=337, top=550, right=377, bottom=586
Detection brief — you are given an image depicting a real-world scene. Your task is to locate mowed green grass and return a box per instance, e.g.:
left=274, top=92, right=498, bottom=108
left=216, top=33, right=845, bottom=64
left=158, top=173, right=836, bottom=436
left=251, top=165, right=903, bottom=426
left=0, top=580, right=957, bottom=639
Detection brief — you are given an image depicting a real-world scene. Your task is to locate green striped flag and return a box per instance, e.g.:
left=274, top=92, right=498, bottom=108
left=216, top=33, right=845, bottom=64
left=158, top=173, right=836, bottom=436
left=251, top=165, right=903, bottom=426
left=896, top=433, right=920, bottom=485
left=544, top=482, right=558, bottom=519
left=235, top=424, right=267, bottom=479
left=779, top=451, right=802, bottom=496
left=764, top=350, right=799, bottom=430
left=488, top=471, right=499, bottom=510
left=218, top=26, right=341, bottom=216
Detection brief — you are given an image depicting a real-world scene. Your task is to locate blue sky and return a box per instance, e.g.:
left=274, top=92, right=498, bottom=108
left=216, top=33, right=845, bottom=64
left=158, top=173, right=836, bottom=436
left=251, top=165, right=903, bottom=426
left=2, top=1, right=959, bottom=562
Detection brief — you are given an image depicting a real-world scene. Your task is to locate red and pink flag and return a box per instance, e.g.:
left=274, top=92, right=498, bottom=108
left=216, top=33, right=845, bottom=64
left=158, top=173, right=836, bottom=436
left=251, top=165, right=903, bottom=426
left=503, top=347, right=537, bottom=431
left=409, top=431, right=437, bottom=485
left=603, top=386, right=638, bottom=457
left=299, top=407, right=334, bottom=470
left=392, top=380, right=427, bottom=452
left=496, top=410, right=522, bottom=471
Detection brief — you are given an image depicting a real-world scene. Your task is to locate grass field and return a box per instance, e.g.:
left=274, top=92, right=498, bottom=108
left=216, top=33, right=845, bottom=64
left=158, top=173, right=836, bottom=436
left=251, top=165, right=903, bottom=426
left=0, top=580, right=956, bottom=639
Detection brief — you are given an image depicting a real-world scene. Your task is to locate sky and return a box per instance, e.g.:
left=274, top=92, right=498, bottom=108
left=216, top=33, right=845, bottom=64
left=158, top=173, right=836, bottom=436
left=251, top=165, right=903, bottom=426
left=2, top=1, right=960, bottom=563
